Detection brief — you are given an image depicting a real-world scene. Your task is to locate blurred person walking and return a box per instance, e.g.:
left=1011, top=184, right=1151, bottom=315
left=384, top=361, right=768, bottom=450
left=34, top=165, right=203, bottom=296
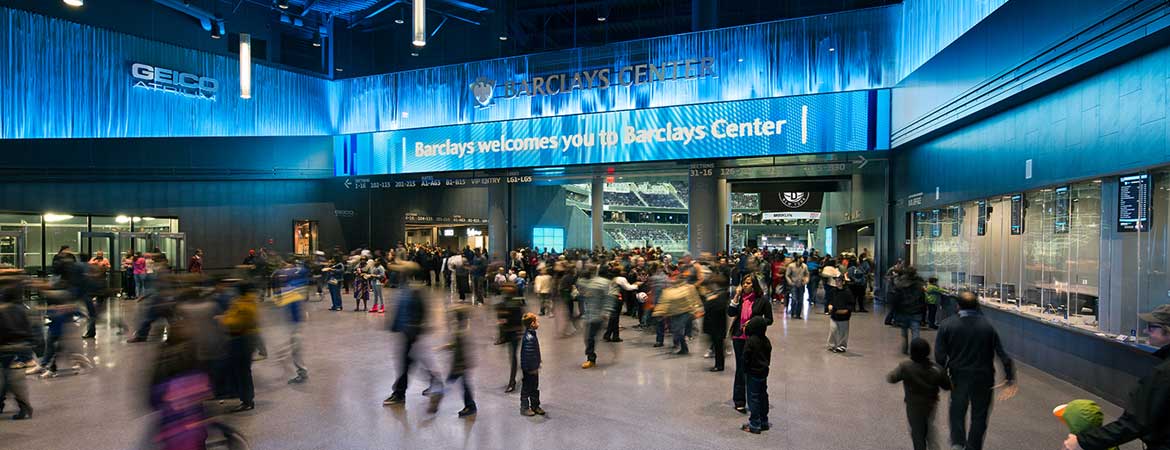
left=275, top=262, right=310, bottom=384
left=437, top=306, right=477, bottom=417
left=888, top=338, right=952, bottom=450
left=497, top=283, right=525, bottom=393
left=0, top=271, right=34, bottom=419
left=221, top=282, right=260, bottom=412
left=654, top=276, right=702, bottom=355
left=701, top=272, right=730, bottom=372
left=383, top=264, right=442, bottom=407
left=577, top=265, right=614, bottom=369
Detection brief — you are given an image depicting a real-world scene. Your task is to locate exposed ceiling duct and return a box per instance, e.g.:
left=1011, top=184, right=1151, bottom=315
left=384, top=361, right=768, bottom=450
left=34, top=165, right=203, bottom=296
left=152, top=0, right=224, bottom=33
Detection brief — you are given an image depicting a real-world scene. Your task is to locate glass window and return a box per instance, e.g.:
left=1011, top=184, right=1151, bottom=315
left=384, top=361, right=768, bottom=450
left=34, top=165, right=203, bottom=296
left=0, top=214, right=41, bottom=272
left=532, top=227, right=564, bottom=253
left=911, top=179, right=1104, bottom=334
left=44, top=213, right=87, bottom=270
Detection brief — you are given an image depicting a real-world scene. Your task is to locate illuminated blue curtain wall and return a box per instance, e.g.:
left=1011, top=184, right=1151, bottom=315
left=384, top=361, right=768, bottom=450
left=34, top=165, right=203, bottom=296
left=896, top=0, right=1009, bottom=80
left=0, top=8, right=332, bottom=139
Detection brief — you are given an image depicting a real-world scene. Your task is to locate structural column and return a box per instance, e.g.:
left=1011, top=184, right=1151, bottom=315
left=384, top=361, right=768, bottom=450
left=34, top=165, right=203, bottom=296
left=689, top=172, right=724, bottom=256
left=717, top=177, right=730, bottom=252
left=591, top=176, right=604, bottom=251
left=487, top=184, right=509, bottom=260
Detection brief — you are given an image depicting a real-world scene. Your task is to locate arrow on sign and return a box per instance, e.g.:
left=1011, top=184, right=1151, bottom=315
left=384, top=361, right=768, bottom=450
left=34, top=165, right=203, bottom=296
left=854, top=155, right=869, bottom=169
left=344, top=178, right=352, bottom=189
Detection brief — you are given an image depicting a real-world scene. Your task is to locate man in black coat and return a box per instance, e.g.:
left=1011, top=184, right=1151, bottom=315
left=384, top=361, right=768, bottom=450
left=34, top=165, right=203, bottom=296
left=1065, top=304, right=1170, bottom=450
left=890, top=267, right=928, bottom=355
left=935, top=292, right=1016, bottom=450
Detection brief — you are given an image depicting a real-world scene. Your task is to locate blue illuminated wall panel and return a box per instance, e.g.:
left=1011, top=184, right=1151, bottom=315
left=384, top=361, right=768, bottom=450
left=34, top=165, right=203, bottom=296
left=346, top=90, right=881, bottom=175
left=0, top=8, right=332, bottom=139
left=332, top=7, right=900, bottom=135
left=896, top=0, right=1008, bottom=80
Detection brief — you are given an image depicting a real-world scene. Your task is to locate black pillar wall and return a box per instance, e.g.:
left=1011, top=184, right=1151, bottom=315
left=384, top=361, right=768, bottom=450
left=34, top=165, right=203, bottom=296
left=689, top=173, right=719, bottom=255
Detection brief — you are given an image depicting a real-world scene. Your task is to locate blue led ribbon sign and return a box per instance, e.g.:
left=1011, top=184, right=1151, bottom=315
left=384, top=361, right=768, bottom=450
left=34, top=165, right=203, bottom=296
left=343, top=90, right=886, bottom=175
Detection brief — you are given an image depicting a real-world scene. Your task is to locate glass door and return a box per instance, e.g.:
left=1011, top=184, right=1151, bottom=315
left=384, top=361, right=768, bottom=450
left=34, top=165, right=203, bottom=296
left=80, top=231, right=118, bottom=291
left=293, top=220, right=318, bottom=256
left=118, top=232, right=152, bottom=260
left=153, top=233, right=186, bottom=271
left=0, top=231, right=25, bottom=269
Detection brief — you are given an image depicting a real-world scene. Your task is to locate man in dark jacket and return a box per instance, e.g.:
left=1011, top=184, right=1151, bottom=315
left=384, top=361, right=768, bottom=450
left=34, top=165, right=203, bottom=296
left=935, top=292, right=1016, bottom=450
left=383, top=265, right=440, bottom=407
left=891, top=267, right=927, bottom=355
left=1065, top=304, right=1170, bottom=450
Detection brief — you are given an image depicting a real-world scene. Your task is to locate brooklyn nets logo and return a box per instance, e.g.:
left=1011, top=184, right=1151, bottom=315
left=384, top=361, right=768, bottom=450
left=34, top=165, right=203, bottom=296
left=470, top=77, right=495, bottom=107
left=780, top=192, right=810, bottom=209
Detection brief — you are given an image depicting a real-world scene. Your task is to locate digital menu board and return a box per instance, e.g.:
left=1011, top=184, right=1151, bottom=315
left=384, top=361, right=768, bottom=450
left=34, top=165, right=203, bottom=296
left=951, top=206, right=963, bottom=237
left=1054, top=186, right=1070, bottom=234
left=977, top=200, right=987, bottom=236
left=1118, top=173, right=1150, bottom=232
left=1010, top=194, right=1023, bottom=235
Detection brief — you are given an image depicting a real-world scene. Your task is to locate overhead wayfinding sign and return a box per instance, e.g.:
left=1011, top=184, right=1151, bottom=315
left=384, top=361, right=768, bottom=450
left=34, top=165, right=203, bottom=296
left=341, top=90, right=885, bottom=176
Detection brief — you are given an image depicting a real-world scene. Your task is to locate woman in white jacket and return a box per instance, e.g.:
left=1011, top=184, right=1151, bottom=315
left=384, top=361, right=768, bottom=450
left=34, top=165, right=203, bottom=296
left=820, top=259, right=843, bottom=315
left=534, top=269, right=554, bottom=317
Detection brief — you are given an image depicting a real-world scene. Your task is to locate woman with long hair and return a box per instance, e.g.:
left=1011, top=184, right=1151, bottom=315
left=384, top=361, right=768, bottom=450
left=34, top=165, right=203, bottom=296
left=728, top=273, right=772, bottom=414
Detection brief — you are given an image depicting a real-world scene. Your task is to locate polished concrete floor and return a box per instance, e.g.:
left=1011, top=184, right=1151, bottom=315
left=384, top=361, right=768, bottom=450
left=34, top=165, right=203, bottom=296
left=1, top=286, right=1138, bottom=450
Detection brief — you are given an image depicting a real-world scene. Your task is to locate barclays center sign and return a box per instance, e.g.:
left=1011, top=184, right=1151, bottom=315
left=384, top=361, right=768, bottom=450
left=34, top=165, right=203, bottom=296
left=130, top=63, right=218, bottom=101
left=471, top=57, right=716, bottom=107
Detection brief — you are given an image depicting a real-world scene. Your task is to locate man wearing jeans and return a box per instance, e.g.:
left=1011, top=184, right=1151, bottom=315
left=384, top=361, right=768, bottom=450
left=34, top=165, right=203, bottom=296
left=935, top=292, right=1017, bottom=450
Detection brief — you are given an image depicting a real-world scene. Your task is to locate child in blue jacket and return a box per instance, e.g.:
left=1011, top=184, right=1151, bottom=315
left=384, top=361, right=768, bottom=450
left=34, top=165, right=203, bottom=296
left=520, top=312, right=543, bottom=416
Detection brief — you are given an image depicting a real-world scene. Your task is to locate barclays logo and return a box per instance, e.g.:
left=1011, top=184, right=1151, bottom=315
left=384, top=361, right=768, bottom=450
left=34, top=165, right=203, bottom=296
left=470, top=76, right=494, bottom=107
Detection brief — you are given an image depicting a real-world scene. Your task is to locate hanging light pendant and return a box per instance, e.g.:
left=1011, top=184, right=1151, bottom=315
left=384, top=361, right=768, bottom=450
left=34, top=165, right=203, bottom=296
left=240, top=33, right=252, bottom=99
left=412, top=0, right=426, bottom=47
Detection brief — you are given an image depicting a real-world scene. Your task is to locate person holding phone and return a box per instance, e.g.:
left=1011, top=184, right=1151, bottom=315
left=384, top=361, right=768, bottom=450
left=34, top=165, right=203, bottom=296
left=727, top=274, right=772, bottom=414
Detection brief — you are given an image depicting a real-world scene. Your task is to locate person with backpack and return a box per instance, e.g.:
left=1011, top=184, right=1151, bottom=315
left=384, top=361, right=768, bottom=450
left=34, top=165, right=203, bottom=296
left=890, top=266, right=928, bottom=355
left=847, top=257, right=869, bottom=313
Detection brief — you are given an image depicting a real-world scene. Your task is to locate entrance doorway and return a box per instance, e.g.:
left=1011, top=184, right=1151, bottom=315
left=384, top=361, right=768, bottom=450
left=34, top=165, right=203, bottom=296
left=836, top=221, right=876, bottom=258
left=405, top=223, right=489, bottom=252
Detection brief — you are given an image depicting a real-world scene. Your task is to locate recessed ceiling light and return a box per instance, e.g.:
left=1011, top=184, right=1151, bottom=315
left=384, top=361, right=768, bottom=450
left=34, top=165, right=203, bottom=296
left=597, top=16, right=607, bottom=22
left=410, top=52, right=419, bottom=56
left=829, top=47, right=836, bottom=52
left=63, top=0, right=83, bottom=6
left=277, top=0, right=289, bottom=10
left=498, top=35, right=507, bottom=41
left=394, top=18, right=405, bottom=24
left=736, top=58, right=743, bottom=62
left=335, top=67, right=344, bottom=72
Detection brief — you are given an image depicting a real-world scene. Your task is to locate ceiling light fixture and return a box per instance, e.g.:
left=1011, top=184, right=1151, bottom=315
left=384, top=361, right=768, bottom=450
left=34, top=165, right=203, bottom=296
left=240, top=33, right=252, bottom=99
left=277, top=0, right=289, bottom=10
left=312, top=30, right=322, bottom=47
left=335, top=67, right=344, bottom=72
left=211, top=21, right=225, bottom=39
left=498, top=35, right=507, bottom=41
left=597, top=16, right=606, bottom=22
left=412, top=0, right=426, bottom=47
left=63, top=0, right=84, bottom=6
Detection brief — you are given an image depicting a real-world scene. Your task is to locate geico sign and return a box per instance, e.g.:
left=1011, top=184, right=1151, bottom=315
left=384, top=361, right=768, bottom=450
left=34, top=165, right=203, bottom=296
left=130, top=63, right=218, bottom=101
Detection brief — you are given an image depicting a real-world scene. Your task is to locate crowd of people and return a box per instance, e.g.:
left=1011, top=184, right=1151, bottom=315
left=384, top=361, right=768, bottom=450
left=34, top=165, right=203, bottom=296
left=0, top=241, right=1167, bottom=450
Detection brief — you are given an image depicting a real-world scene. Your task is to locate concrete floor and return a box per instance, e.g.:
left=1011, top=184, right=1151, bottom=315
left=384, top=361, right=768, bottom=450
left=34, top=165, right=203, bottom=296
left=0, top=286, right=1138, bottom=450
